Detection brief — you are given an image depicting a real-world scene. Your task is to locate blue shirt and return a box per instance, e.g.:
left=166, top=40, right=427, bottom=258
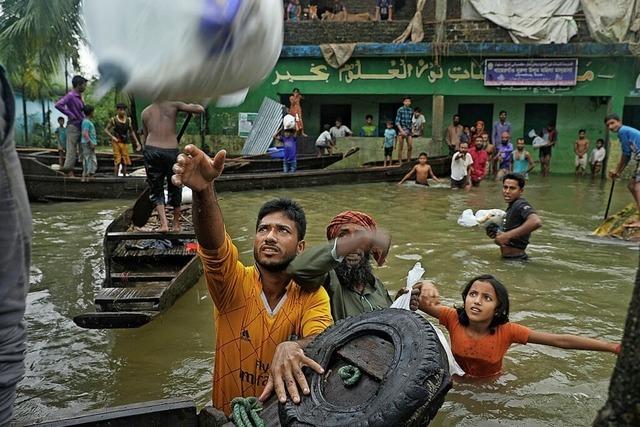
left=384, top=128, right=397, bottom=148
left=55, top=126, right=67, bottom=148
left=617, top=125, right=640, bottom=159
left=395, top=106, right=413, bottom=129
left=81, top=118, right=97, bottom=146
left=282, top=135, right=297, bottom=161
left=492, top=120, right=512, bottom=145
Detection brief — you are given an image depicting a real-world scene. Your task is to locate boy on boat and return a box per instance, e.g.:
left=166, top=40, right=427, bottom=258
left=398, top=152, right=441, bottom=186
left=315, top=124, right=332, bottom=157
left=605, top=113, right=640, bottom=227
left=383, top=121, right=396, bottom=167
left=80, top=105, right=98, bottom=182
left=54, top=117, right=66, bottom=167
left=171, top=145, right=332, bottom=413
left=486, top=173, right=542, bottom=260
left=104, top=102, right=141, bottom=177
left=55, top=75, right=87, bottom=177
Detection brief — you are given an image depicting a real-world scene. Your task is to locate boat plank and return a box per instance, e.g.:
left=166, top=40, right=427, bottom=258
left=106, top=231, right=196, bottom=240
left=95, top=282, right=168, bottom=304
left=336, top=335, right=394, bottom=381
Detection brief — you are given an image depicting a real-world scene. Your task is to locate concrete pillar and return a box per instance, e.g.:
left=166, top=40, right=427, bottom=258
left=432, top=95, right=445, bottom=154
left=435, top=0, right=447, bottom=43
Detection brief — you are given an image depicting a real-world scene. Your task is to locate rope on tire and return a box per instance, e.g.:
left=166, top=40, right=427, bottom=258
left=338, top=365, right=362, bottom=387
left=230, top=396, right=264, bottom=427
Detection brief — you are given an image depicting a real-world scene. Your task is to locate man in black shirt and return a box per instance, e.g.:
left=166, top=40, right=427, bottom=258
left=487, top=173, right=542, bottom=259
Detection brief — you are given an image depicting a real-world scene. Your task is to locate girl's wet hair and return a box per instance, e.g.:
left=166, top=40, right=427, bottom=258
left=456, top=274, right=510, bottom=334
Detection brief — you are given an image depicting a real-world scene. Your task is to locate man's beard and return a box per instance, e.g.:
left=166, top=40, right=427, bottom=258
left=335, top=252, right=375, bottom=291
left=254, top=248, right=296, bottom=272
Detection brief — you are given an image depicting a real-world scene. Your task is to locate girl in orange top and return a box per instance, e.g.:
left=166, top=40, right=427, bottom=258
left=416, top=275, right=619, bottom=378
left=289, top=88, right=305, bottom=136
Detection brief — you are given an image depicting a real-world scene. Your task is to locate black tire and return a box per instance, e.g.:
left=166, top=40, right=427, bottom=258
left=278, top=309, right=452, bottom=427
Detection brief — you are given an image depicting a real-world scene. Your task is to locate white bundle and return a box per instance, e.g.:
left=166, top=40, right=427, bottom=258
left=83, top=0, right=283, bottom=105
left=391, top=262, right=465, bottom=377
left=528, top=129, right=547, bottom=148
left=457, top=209, right=505, bottom=228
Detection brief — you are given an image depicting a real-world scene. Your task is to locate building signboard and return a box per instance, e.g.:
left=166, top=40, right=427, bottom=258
left=484, top=58, right=578, bottom=87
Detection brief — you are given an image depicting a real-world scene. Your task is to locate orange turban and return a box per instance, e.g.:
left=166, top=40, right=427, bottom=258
left=326, top=211, right=383, bottom=265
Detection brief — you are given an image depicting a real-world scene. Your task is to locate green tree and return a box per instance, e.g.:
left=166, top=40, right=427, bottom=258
left=0, top=0, right=83, bottom=145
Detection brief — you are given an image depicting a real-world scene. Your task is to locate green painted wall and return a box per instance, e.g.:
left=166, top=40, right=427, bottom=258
left=207, top=56, right=640, bottom=173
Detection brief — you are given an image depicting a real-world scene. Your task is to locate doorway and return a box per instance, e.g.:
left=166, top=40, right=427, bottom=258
left=457, top=103, right=494, bottom=136
left=320, top=104, right=351, bottom=130
left=623, top=105, right=640, bottom=130
left=378, top=103, right=400, bottom=137
left=523, top=103, right=558, bottom=144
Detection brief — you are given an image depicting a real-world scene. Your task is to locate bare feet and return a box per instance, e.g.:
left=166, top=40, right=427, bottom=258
left=623, top=220, right=640, bottom=228
left=172, top=209, right=182, bottom=232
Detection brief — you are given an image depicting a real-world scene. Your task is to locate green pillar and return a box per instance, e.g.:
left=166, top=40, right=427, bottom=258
left=432, top=95, right=445, bottom=153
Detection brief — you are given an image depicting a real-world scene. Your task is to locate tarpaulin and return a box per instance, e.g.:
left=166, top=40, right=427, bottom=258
left=580, top=0, right=640, bottom=43
left=467, top=0, right=580, bottom=43
left=320, top=43, right=357, bottom=69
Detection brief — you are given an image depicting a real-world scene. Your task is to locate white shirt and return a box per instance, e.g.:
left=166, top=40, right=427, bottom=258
left=411, top=114, right=426, bottom=136
left=451, top=152, right=473, bottom=181
left=316, top=130, right=332, bottom=147
left=591, top=147, right=606, bottom=163
left=330, top=125, right=352, bottom=139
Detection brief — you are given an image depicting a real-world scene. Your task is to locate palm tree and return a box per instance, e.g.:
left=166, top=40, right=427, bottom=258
left=0, top=0, right=83, bottom=145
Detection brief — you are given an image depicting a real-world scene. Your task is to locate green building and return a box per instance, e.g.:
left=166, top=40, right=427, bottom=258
left=207, top=1, right=640, bottom=174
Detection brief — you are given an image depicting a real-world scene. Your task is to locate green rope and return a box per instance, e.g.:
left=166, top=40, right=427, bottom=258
left=338, top=365, right=362, bottom=387
left=230, top=397, right=264, bottom=427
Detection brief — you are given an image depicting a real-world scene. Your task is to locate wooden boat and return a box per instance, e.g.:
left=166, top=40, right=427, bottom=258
left=73, top=205, right=202, bottom=329
left=20, top=154, right=451, bottom=202
left=17, top=148, right=355, bottom=176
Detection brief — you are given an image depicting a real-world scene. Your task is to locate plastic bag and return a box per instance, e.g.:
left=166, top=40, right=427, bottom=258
left=283, top=114, right=296, bottom=130
left=83, top=0, right=283, bottom=104
left=391, top=262, right=425, bottom=310
left=475, top=209, right=506, bottom=227
left=457, top=209, right=479, bottom=227
left=391, top=262, right=466, bottom=377
left=528, top=129, right=547, bottom=148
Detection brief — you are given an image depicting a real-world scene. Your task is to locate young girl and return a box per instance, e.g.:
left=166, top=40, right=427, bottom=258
left=416, top=275, right=619, bottom=378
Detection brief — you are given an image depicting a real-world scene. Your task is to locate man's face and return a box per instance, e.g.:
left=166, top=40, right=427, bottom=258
left=78, top=82, right=87, bottom=93
left=516, top=140, right=525, bottom=150
left=58, top=119, right=64, bottom=127
left=253, top=211, right=304, bottom=272
left=453, top=116, right=460, bottom=125
left=335, top=223, right=367, bottom=266
left=475, top=139, right=483, bottom=150
left=366, top=117, right=373, bottom=124
left=403, top=98, right=411, bottom=107
left=606, top=119, right=621, bottom=132
left=336, top=120, right=342, bottom=127
left=503, top=179, right=524, bottom=203
left=499, top=112, right=507, bottom=122
left=482, top=134, right=489, bottom=143
left=579, top=131, right=586, bottom=139
left=459, top=143, right=469, bottom=155
left=597, top=141, right=604, bottom=148
left=501, top=132, right=510, bottom=145
left=117, top=107, right=126, bottom=117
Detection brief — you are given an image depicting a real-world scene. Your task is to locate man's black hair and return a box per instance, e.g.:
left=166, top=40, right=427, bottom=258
left=456, top=274, right=510, bottom=334
left=293, top=87, right=300, bottom=92
left=82, top=104, right=95, bottom=116
left=323, top=124, right=331, bottom=131
left=499, top=110, right=507, bottom=115
left=256, top=198, right=306, bottom=241
left=57, top=116, right=64, bottom=122
left=604, top=113, right=621, bottom=123
left=596, top=138, right=605, bottom=144
left=335, top=117, right=342, bottom=122
left=414, top=107, right=421, bottom=113
left=578, top=129, right=586, bottom=133
left=402, top=95, right=411, bottom=101
left=365, top=114, right=373, bottom=120
left=71, top=75, right=87, bottom=88
left=418, top=152, right=428, bottom=157
left=453, top=114, right=460, bottom=118
left=503, top=173, right=526, bottom=189
left=116, top=102, right=127, bottom=110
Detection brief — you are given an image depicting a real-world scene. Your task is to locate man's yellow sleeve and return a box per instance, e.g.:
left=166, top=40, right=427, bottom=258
left=301, top=286, right=333, bottom=337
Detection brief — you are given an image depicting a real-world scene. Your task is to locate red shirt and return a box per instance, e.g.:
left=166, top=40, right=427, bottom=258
left=439, top=306, right=530, bottom=378
left=469, top=147, right=489, bottom=182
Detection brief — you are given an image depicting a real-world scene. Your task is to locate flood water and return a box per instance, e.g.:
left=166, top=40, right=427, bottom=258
left=17, top=176, right=637, bottom=426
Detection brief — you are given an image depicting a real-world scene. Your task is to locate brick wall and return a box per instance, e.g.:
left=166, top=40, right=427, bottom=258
left=284, top=16, right=596, bottom=45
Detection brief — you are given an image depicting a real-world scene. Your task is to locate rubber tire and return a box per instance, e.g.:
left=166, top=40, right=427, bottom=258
left=278, top=309, right=452, bottom=427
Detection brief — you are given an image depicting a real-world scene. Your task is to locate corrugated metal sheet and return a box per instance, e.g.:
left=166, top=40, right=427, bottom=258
left=242, top=97, right=285, bottom=156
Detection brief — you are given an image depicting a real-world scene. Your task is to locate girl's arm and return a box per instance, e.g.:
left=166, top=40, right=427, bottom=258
left=398, top=166, right=416, bottom=185
left=528, top=330, right=619, bottom=353
left=413, top=280, right=442, bottom=319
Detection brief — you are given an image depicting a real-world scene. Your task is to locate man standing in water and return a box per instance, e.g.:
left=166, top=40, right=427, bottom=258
left=105, top=103, right=142, bottom=176
left=141, top=102, right=204, bottom=232
left=487, top=173, right=542, bottom=260
left=287, top=210, right=419, bottom=321
left=0, top=65, right=31, bottom=425
left=605, top=114, right=640, bottom=227
left=55, top=75, right=87, bottom=177
left=171, top=145, right=332, bottom=413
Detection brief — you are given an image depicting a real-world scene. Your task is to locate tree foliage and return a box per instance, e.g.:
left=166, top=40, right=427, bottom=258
left=0, top=0, right=83, bottom=98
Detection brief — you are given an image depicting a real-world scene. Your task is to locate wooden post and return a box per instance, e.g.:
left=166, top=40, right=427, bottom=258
left=432, top=95, right=445, bottom=154
left=435, top=0, right=447, bottom=43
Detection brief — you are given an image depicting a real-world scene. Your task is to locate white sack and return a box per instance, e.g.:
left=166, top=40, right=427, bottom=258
left=529, top=130, right=547, bottom=148
left=83, top=0, right=283, bottom=104
left=457, top=209, right=479, bottom=227
left=391, top=262, right=466, bottom=377
left=580, top=0, right=640, bottom=43
left=468, top=0, right=580, bottom=43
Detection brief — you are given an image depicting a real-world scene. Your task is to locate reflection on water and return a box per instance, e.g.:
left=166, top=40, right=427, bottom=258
left=17, top=177, right=637, bottom=425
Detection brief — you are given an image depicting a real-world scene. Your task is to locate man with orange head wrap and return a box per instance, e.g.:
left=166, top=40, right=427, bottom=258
left=287, top=210, right=418, bottom=321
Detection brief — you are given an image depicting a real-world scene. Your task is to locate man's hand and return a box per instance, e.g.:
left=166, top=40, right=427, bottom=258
left=395, top=287, right=420, bottom=311
left=172, top=145, right=225, bottom=192
left=494, top=231, right=511, bottom=246
left=135, top=143, right=142, bottom=152
left=111, top=136, right=119, bottom=143
left=371, top=229, right=390, bottom=266
left=609, top=170, right=620, bottom=179
left=258, top=341, right=324, bottom=404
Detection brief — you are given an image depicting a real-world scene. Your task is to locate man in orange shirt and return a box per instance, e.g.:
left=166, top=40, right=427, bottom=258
left=172, top=145, right=333, bottom=414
